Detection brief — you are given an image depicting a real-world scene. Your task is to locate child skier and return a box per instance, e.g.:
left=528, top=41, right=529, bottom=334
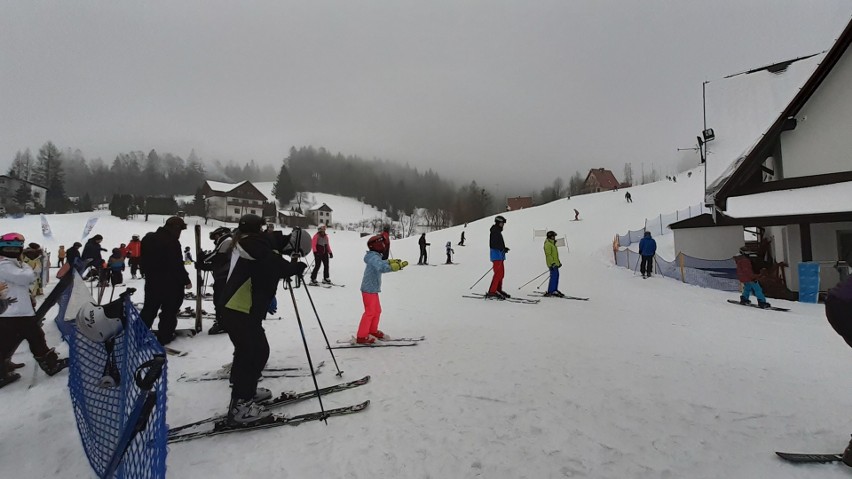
left=107, top=248, right=126, bottom=288
left=356, top=235, right=408, bottom=344
left=0, top=232, right=69, bottom=388
left=734, top=254, right=771, bottom=309
left=184, top=246, right=194, bottom=265
left=543, top=231, right=564, bottom=297
left=445, top=241, right=454, bottom=264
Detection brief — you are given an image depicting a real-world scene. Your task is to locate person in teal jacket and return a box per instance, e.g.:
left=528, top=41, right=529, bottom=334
left=356, top=235, right=408, bottom=344
left=543, top=231, right=564, bottom=297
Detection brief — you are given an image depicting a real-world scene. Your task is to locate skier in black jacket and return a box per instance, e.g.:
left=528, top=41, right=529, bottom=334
left=140, top=217, right=191, bottom=345
left=82, top=235, right=107, bottom=283
left=215, top=214, right=306, bottom=427
left=418, top=233, right=430, bottom=265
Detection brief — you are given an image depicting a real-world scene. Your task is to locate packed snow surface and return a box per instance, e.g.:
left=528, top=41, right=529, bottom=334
left=1, top=167, right=849, bottom=478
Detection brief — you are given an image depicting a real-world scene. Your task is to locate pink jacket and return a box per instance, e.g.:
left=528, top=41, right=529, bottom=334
left=311, top=232, right=333, bottom=255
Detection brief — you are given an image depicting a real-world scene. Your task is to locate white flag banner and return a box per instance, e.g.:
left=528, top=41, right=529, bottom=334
left=40, top=214, right=53, bottom=239
left=81, top=217, right=98, bottom=240
left=57, top=272, right=93, bottom=322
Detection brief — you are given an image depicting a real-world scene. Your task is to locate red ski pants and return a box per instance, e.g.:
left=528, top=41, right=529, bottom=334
left=357, top=292, right=382, bottom=339
left=488, top=260, right=505, bottom=294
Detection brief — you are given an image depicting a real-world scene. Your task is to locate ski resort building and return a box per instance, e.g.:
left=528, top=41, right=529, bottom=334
left=702, top=18, right=852, bottom=291
left=277, top=209, right=310, bottom=229
left=201, top=180, right=268, bottom=223
left=506, top=196, right=534, bottom=211
left=307, top=203, right=333, bottom=226
left=581, top=168, right=621, bottom=194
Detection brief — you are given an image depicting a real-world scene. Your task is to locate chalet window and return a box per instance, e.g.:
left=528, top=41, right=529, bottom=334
left=33, top=191, right=40, bottom=198
left=250, top=210, right=256, bottom=214
left=234, top=208, right=239, bottom=214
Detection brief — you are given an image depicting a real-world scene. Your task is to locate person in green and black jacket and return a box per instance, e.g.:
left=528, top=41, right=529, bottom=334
left=215, top=214, right=307, bottom=427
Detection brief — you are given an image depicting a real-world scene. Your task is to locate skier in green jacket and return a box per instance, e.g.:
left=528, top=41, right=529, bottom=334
left=543, top=231, right=564, bottom=297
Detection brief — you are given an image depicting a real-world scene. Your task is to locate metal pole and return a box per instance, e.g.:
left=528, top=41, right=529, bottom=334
left=517, top=270, right=550, bottom=290
left=299, top=274, right=343, bottom=377
left=469, top=267, right=493, bottom=290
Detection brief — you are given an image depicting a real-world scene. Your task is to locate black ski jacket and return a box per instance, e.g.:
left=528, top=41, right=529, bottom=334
left=140, top=227, right=190, bottom=287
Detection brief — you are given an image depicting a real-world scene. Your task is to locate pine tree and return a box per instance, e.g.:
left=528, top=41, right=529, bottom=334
left=14, top=183, right=32, bottom=210
left=78, top=193, right=93, bottom=212
left=272, top=161, right=296, bottom=205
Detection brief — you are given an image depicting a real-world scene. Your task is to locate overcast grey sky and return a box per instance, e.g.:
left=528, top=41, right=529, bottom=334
left=2, top=1, right=850, bottom=192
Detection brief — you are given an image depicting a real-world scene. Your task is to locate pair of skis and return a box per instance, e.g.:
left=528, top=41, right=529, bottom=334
left=528, top=292, right=589, bottom=301
left=167, top=375, right=371, bottom=443
left=177, top=361, right=326, bottom=382
left=462, top=293, right=540, bottom=304
left=328, top=336, right=425, bottom=349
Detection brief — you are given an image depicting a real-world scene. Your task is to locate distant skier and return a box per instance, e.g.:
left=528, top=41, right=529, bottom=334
left=126, top=234, right=143, bottom=279
left=310, top=224, right=333, bottom=285
left=458, top=230, right=465, bottom=247
left=486, top=216, right=511, bottom=299
left=356, top=235, right=408, bottom=344
left=445, top=241, right=454, bottom=264
left=625, top=191, right=633, bottom=203
left=734, top=254, right=771, bottom=309
left=56, top=245, right=66, bottom=267
left=184, top=246, right=194, bottom=264
left=638, top=231, right=656, bottom=278
left=543, top=231, right=564, bottom=297
left=573, top=209, right=580, bottom=221
left=418, top=233, right=430, bottom=265
left=824, top=277, right=852, bottom=464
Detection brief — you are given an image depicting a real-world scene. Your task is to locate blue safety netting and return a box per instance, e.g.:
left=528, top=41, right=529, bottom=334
left=614, top=248, right=739, bottom=291
left=56, top=292, right=168, bottom=479
left=617, top=203, right=709, bottom=247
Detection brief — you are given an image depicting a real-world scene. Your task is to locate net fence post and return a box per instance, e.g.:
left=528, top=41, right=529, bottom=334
left=678, top=252, right=686, bottom=283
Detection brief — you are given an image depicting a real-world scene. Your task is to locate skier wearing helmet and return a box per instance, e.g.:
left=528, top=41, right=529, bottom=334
left=486, top=216, right=511, bottom=299
left=0, top=232, right=69, bottom=389
left=543, top=231, right=564, bottom=297
left=355, top=235, right=408, bottom=344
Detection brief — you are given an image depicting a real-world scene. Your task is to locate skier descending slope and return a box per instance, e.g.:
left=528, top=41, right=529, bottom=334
left=356, top=235, right=408, bottom=344
left=217, top=214, right=306, bottom=427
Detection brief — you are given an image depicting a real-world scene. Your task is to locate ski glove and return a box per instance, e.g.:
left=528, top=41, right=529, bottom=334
left=268, top=297, right=277, bottom=315
left=328, top=252, right=333, bottom=259
left=388, top=259, right=409, bottom=272
left=503, top=247, right=510, bottom=253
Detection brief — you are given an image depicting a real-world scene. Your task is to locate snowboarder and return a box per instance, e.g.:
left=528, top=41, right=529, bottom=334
left=823, top=276, right=852, bottom=465
left=0, top=232, right=69, bottom=389
left=356, top=235, right=408, bottom=344
left=198, top=226, right=233, bottom=335
left=625, top=191, right=633, bottom=203
left=573, top=209, right=580, bottom=221
left=458, top=230, right=466, bottom=247
left=418, top=233, right=430, bottom=265
left=543, top=231, right=564, bottom=297
left=486, top=216, right=511, bottom=299
left=184, top=246, right=194, bottom=264
left=734, top=254, right=771, bottom=309
left=126, top=234, right=142, bottom=279
left=381, top=225, right=392, bottom=260
left=57, top=245, right=66, bottom=267
left=638, top=231, right=656, bottom=278
left=216, top=214, right=306, bottom=426
left=140, top=216, right=192, bottom=345
left=310, top=224, right=333, bottom=285
left=445, top=241, right=454, bottom=264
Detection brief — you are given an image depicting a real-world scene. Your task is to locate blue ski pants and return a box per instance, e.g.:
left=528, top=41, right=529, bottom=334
left=742, top=281, right=767, bottom=302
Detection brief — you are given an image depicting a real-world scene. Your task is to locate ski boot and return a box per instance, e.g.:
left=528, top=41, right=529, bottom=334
left=253, top=387, right=272, bottom=403
left=35, top=349, right=69, bottom=377
left=322, top=278, right=331, bottom=285
left=739, top=296, right=751, bottom=305
left=552, top=291, right=566, bottom=298
left=4, top=358, right=25, bottom=370
left=208, top=321, right=227, bottom=335
left=0, top=371, right=21, bottom=389
left=226, top=398, right=272, bottom=427
left=370, top=330, right=385, bottom=340
left=309, top=279, right=319, bottom=286
left=484, top=292, right=504, bottom=300
left=355, top=336, right=376, bottom=345
left=498, top=290, right=512, bottom=299
left=757, top=301, right=771, bottom=309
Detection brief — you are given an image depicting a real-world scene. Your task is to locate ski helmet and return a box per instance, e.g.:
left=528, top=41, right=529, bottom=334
left=76, top=299, right=125, bottom=343
left=495, top=215, right=507, bottom=224
left=367, top=235, right=386, bottom=253
left=238, top=214, right=264, bottom=234
left=209, top=226, right=231, bottom=241
left=546, top=231, right=557, bottom=238
left=0, top=232, right=25, bottom=258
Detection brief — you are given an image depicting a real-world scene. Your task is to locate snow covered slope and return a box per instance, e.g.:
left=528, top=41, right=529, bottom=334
left=1, top=167, right=848, bottom=479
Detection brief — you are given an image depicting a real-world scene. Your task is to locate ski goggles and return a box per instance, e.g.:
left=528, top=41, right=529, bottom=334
left=0, top=232, right=25, bottom=248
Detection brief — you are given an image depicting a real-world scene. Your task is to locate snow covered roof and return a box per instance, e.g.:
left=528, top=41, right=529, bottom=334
left=205, top=180, right=247, bottom=193
left=725, top=181, right=852, bottom=218
left=277, top=209, right=306, bottom=218
left=704, top=53, right=825, bottom=199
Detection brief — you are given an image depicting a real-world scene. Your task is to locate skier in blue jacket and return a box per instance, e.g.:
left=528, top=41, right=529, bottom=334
left=638, top=231, right=657, bottom=278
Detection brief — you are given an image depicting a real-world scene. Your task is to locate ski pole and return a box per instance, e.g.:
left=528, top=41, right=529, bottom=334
left=299, top=274, right=343, bottom=377
left=284, top=277, right=328, bottom=424
left=469, top=267, right=493, bottom=290
left=536, top=276, right=549, bottom=290
left=109, top=284, right=116, bottom=302
left=633, top=254, right=641, bottom=275
left=517, top=270, right=550, bottom=290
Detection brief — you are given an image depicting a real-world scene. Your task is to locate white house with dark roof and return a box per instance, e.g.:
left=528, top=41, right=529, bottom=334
left=702, top=17, right=852, bottom=291
left=307, top=203, right=333, bottom=227
left=0, top=175, right=47, bottom=210
left=201, top=180, right=268, bottom=223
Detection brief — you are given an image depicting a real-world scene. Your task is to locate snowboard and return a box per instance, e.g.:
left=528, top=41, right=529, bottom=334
left=726, top=299, right=790, bottom=312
